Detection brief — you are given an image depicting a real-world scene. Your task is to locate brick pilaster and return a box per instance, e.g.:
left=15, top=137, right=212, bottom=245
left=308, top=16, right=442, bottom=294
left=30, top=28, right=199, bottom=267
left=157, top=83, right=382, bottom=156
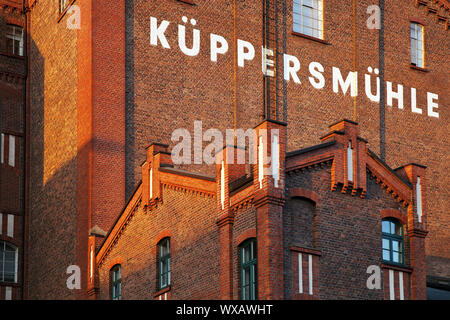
left=253, top=120, right=286, bottom=300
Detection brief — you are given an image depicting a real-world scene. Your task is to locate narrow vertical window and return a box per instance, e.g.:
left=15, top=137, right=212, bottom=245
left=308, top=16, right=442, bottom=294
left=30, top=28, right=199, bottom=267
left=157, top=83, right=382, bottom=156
left=411, top=23, right=425, bottom=68
left=240, top=239, right=257, bottom=300
left=416, top=177, right=422, bottom=223
left=8, top=135, right=15, bottom=167
left=110, top=265, right=121, bottom=300
left=293, top=0, right=324, bottom=39
left=347, top=141, right=353, bottom=182
left=6, top=25, right=23, bottom=56
left=158, top=238, right=171, bottom=289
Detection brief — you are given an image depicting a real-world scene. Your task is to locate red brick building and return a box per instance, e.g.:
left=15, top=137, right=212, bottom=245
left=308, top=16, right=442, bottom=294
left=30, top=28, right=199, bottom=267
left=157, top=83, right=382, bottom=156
left=0, top=0, right=448, bottom=300
left=94, top=120, right=429, bottom=300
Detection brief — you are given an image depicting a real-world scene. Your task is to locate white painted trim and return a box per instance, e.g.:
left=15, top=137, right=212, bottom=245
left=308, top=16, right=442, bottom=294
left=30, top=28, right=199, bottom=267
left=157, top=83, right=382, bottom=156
left=90, top=245, right=94, bottom=282
left=389, top=269, right=395, bottom=300
left=0, top=133, right=4, bottom=164
left=8, top=135, right=15, bottom=167
left=272, top=134, right=280, bottom=188
left=399, top=271, right=404, bottom=300
left=220, top=161, right=225, bottom=210
left=7, top=214, right=14, bottom=238
left=258, top=135, right=264, bottom=189
left=416, top=177, right=422, bottom=222
left=5, top=286, right=12, bottom=300
left=298, top=253, right=303, bottom=293
left=347, top=141, right=353, bottom=182
left=149, top=168, right=153, bottom=199
left=308, top=254, right=313, bottom=295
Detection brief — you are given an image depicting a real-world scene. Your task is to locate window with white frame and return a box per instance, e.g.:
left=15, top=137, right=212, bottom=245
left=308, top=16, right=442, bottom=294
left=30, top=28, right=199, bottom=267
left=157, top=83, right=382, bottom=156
left=293, top=0, right=324, bottom=39
left=6, top=25, right=23, bottom=56
left=0, top=241, right=18, bottom=283
left=411, top=23, right=425, bottom=68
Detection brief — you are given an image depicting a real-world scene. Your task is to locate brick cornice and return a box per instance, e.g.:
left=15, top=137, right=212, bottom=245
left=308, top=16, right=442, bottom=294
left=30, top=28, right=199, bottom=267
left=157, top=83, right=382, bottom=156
left=161, top=182, right=215, bottom=198
left=366, top=155, right=412, bottom=206
left=0, top=70, right=25, bottom=84
left=408, top=228, right=429, bottom=238
left=253, top=193, right=285, bottom=208
left=216, top=216, right=234, bottom=228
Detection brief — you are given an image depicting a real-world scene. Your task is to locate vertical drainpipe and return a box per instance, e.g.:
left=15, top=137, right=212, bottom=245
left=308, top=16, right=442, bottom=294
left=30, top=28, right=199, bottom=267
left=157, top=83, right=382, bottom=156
left=22, top=0, right=29, bottom=300
left=379, top=0, right=386, bottom=161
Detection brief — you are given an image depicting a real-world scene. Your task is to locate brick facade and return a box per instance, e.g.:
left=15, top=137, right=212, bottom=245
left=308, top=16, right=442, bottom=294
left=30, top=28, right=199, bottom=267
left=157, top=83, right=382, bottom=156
left=0, top=0, right=25, bottom=300
left=95, top=119, right=429, bottom=300
left=0, top=0, right=447, bottom=299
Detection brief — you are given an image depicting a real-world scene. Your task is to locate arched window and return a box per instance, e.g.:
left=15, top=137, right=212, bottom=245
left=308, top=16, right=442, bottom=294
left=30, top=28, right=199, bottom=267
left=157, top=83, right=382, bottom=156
left=110, top=264, right=121, bottom=300
left=0, top=241, right=18, bottom=283
left=382, top=219, right=404, bottom=265
left=240, top=238, right=257, bottom=300
left=158, top=238, right=171, bottom=289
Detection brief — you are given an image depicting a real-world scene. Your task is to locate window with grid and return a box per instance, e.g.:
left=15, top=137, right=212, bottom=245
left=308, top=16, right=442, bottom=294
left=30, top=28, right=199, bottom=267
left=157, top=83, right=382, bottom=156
left=0, top=241, right=17, bottom=283
left=411, top=23, right=425, bottom=68
left=293, top=0, right=324, bottom=39
left=240, top=239, right=257, bottom=300
left=6, top=25, right=23, bottom=56
left=110, top=264, right=121, bottom=300
left=382, top=219, right=404, bottom=265
left=158, top=238, right=171, bottom=289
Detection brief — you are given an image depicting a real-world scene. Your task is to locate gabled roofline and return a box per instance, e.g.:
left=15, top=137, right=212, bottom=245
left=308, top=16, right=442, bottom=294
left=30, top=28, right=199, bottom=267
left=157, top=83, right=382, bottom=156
left=96, top=183, right=143, bottom=266
left=367, top=149, right=413, bottom=189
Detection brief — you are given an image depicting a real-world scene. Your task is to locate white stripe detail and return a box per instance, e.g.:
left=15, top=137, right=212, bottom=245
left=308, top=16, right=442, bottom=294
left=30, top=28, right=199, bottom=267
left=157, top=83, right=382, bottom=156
left=149, top=168, right=153, bottom=199
left=416, top=177, right=422, bottom=223
left=7, top=214, right=14, bottom=238
left=298, top=253, right=303, bottom=293
left=258, top=135, right=264, bottom=189
left=5, top=287, right=12, bottom=300
left=389, top=269, right=395, bottom=300
left=1, top=133, right=4, bottom=163
left=272, top=134, right=279, bottom=187
left=8, top=135, right=15, bottom=167
left=399, top=271, right=404, bottom=300
left=220, top=161, right=225, bottom=209
left=308, top=254, right=313, bottom=295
